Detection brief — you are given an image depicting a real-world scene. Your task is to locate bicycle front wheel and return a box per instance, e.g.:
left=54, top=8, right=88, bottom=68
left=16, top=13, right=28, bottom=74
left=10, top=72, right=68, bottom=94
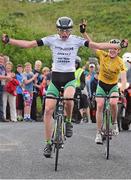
left=105, top=110, right=111, bottom=160
left=54, top=115, right=63, bottom=171
left=55, top=142, right=59, bottom=171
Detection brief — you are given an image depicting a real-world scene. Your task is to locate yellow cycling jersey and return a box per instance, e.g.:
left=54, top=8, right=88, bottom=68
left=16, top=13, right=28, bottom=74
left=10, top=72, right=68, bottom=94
left=96, top=50, right=127, bottom=84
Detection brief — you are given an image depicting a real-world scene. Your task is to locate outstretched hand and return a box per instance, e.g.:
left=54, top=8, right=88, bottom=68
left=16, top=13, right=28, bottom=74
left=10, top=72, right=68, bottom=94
left=120, top=39, right=128, bottom=48
left=79, top=19, right=87, bottom=33
left=1, top=34, right=10, bottom=44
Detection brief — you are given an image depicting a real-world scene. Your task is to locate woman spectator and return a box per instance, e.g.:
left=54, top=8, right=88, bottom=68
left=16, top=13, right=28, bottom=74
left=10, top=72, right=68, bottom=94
left=3, top=61, right=19, bottom=122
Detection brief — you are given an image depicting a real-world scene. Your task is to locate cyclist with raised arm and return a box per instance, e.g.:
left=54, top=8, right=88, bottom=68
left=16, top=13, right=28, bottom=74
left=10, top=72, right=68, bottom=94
left=80, top=20, right=128, bottom=144
left=2, top=17, right=128, bottom=156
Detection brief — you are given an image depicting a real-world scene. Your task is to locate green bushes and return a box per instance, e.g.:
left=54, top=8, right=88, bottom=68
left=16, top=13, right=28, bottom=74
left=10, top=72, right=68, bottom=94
left=0, top=0, right=131, bottom=67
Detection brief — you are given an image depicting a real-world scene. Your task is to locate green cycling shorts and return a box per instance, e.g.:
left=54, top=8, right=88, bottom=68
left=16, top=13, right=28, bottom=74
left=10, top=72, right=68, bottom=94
left=96, top=84, right=118, bottom=96
left=46, top=79, right=76, bottom=97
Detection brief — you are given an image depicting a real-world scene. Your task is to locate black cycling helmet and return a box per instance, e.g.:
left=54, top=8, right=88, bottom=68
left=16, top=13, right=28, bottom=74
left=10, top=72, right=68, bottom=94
left=109, top=39, right=121, bottom=44
left=56, top=16, right=73, bottom=29
left=75, top=56, right=81, bottom=69
left=75, top=56, right=81, bottom=63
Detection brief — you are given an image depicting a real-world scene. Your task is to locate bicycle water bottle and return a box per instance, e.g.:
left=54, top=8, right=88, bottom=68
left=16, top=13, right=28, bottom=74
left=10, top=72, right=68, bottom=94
left=122, top=107, right=126, bottom=118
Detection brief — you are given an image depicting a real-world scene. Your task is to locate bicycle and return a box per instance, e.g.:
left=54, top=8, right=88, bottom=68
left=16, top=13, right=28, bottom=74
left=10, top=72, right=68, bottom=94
left=95, top=95, right=120, bottom=160
left=45, top=89, right=76, bottom=171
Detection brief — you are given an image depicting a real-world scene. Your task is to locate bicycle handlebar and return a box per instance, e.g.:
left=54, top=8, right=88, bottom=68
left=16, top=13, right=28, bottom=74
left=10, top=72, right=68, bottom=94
left=95, top=95, right=124, bottom=99
left=45, top=95, right=77, bottom=101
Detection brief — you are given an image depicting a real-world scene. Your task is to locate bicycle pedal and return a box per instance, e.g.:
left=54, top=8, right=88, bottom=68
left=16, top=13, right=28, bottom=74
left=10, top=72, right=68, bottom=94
left=59, top=144, right=64, bottom=149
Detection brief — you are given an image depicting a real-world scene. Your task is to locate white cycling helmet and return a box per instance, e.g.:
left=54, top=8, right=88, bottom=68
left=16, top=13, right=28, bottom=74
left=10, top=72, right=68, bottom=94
left=122, top=52, right=131, bottom=63
left=56, top=16, right=73, bottom=29
left=109, top=39, right=121, bottom=44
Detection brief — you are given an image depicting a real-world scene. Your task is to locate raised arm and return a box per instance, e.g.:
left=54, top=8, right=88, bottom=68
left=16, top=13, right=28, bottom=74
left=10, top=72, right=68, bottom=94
left=2, top=34, right=38, bottom=48
left=80, top=19, right=128, bottom=50
left=80, top=19, right=93, bottom=42
left=88, top=41, right=127, bottom=50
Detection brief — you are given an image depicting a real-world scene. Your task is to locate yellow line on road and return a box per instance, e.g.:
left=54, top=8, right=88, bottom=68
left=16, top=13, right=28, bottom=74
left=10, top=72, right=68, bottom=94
left=0, top=143, right=19, bottom=151
left=0, top=143, right=18, bottom=146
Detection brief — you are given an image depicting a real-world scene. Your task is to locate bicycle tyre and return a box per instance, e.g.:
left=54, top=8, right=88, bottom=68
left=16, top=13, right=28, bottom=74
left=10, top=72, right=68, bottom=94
left=54, top=115, right=63, bottom=171
left=117, top=103, right=122, bottom=131
left=105, top=110, right=111, bottom=160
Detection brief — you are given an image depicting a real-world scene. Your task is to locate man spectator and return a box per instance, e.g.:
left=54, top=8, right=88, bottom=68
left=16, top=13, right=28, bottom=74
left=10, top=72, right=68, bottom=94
left=72, top=56, right=88, bottom=123
left=0, top=54, right=11, bottom=122
left=31, top=60, right=43, bottom=121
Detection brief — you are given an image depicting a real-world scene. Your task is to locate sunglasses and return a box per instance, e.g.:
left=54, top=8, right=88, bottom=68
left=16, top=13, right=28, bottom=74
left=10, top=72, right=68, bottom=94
left=58, top=29, right=72, bottom=33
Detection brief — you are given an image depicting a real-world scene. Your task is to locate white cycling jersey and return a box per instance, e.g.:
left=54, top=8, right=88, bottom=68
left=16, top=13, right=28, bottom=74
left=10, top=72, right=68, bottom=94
left=41, top=34, right=87, bottom=72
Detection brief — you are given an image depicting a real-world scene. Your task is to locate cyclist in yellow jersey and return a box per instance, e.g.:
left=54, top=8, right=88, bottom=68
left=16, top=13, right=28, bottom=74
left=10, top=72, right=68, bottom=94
left=96, top=50, right=127, bottom=85
left=80, top=20, right=128, bottom=144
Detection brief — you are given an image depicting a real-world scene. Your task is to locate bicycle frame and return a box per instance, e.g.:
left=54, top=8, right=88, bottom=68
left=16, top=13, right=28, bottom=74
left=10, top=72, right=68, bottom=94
left=103, top=96, right=112, bottom=159
left=96, top=95, right=120, bottom=159
left=45, top=95, right=75, bottom=171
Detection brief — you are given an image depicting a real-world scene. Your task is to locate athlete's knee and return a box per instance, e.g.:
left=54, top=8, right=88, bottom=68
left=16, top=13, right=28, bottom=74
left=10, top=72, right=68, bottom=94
left=110, top=100, right=118, bottom=108
left=44, top=106, right=54, bottom=116
left=96, top=101, right=104, bottom=112
left=65, top=99, right=74, bottom=109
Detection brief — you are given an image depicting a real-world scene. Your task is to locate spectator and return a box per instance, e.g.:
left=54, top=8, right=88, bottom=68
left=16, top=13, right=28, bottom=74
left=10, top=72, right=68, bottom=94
left=90, top=71, right=99, bottom=96
left=3, top=61, right=19, bottom=122
left=16, top=64, right=24, bottom=121
left=4, top=55, right=10, bottom=120
left=86, top=63, right=96, bottom=96
left=73, top=56, right=88, bottom=123
left=23, top=62, right=38, bottom=122
left=40, top=67, right=50, bottom=96
left=40, top=67, right=50, bottom=115
left=85, top=63, right=96, bottom=122
left=31, top=60, right=43, bottom=121
left=0, top=54, right=11, bottom=122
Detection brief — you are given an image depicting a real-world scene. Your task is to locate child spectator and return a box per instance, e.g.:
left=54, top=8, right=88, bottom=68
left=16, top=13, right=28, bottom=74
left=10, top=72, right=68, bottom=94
left=23, top=62, right=38, bottom=122
left=16, top=64, right=24, bottom=121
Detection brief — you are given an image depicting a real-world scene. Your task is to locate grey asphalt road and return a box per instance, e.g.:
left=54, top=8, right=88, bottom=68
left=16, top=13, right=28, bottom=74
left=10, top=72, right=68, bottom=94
left=0, top=122, right=131, bottom=179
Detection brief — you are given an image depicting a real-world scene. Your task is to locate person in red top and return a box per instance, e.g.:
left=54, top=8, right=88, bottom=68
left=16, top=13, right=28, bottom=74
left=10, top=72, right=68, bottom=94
left=3, top=61, right=19, bottom=122
left=5, top=78, right=19, bottom=96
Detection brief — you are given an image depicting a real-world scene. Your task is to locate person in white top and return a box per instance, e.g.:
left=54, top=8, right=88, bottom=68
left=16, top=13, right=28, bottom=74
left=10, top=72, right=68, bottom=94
left=2, top=16, right=128, bottom=158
